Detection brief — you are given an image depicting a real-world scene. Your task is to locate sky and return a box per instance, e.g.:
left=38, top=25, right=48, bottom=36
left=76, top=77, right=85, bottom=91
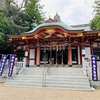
left=16, top=0, right=95, bottom=25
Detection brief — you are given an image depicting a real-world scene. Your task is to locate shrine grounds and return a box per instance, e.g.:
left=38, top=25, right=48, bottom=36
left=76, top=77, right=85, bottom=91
left=0, top=83, right=100, bottom=100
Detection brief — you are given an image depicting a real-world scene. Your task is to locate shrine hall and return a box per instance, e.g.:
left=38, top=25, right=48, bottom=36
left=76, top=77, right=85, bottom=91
left=8, top=14, right=100, bottom=67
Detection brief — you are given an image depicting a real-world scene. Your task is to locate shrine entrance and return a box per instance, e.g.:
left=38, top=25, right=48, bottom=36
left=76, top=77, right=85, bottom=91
left=40, top=46, right=78, bottom=65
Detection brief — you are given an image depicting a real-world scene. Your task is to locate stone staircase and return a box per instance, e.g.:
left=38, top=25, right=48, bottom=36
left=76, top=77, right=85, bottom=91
left=4, top=67, right=92, bottom=91
left=5, top=67, right=43, bottom=87
left=45, top=68, right=91, bottom=90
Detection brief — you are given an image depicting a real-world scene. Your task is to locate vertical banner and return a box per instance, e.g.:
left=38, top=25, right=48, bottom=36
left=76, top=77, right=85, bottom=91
left=8, top=54, right=16, bottom=77
left=0, top=55, right=8, bottom=76
left=91, top=55, right=98, bottom=81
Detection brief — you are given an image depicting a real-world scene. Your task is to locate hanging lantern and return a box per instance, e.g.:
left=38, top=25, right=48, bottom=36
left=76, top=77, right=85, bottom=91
left=53, top=46, right=56, bottom=50
left=82, top=48, right=85, bottom=55
left=63, top=46, right=65, bottom=50
left=25, top=51, right=28, bottom=57
left=56, top=46, right=58, bottom=51
left=23, top=46, right=26, bottom=51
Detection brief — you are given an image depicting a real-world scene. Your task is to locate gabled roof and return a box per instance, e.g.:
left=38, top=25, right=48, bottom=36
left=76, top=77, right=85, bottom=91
left=22, top=22, right=83, bottom=35
left=21, top=13, right=84, bottom=35
left=71, top=24, right=91, bottom=31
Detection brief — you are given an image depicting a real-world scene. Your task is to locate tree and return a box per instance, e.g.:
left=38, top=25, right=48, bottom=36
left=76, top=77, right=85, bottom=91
left=0, top=32, right=5, bottom=43
left=0, top=0, right=44, bottom=54
left=90, top=0, right=100, bottom=30
left=0, top=6, right=14, bottom=54
left=90, top=16, right=100, bottom=30
left=3, top=0, right=44, bottom=33
left=93, top=0, right=100, bottom=16
left=0, top=7, right=13, bottom=34
left=24, top=0, right=44, bottom=30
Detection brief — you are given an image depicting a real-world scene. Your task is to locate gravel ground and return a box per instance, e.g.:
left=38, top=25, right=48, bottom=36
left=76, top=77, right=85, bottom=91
left=0, top=84, right=100, bottom=100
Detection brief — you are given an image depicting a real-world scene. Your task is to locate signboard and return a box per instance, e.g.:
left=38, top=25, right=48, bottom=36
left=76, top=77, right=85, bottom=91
left=0, top=55, right=8, bottom=76
left=91, top=55, right=98, bottom=81
left=8, top=54, right=16, bottom=77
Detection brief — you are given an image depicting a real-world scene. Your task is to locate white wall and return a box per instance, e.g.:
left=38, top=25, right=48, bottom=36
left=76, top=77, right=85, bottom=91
left=97, top=62, right=100, bottom=79
left=29, top=49, right=35, bottom=66
left=85, top=47, right=91, bottom=59
left=85, top=47, right=100, bottom=66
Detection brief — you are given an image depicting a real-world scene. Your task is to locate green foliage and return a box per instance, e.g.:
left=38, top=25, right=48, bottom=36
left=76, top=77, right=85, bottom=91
left=90, top=0, right=100, bottom=30
left=0, top=38, right=13, bottom=54
left=90, top=16, right=100, bottom=30
left=0, top=32, right=13, bottom=54
left=18, top=0, right=44, bottom=31
left=25, top=0, right=44, bottom=23
left=3, top=0, right=44, bottom=33
left=0, top=0, right=44, bottom=54
left=0, top=32, right=5, bottom=43
left=0, top=8, right=14, bottom=34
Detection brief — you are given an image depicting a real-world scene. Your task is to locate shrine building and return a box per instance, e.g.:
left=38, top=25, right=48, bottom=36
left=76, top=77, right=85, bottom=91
left=8, top=14, right=100, bottom=67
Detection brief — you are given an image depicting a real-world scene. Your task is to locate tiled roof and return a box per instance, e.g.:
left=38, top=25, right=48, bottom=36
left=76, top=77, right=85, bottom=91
left=23, top=22, right=83, bottom=34
left=71, top=24, right=91, bottom=31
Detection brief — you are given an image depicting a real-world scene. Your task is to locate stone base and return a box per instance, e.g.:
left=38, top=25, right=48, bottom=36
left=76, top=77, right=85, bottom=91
left=37, top=65, right=40, bottom=67
left=68, top=65, right=72, bottom=67
left=26, top=65, right=29, bottom=67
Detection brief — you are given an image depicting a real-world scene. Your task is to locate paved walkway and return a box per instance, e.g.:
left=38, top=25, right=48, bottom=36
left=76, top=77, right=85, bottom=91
left=0, top=83, right=100, bottom=100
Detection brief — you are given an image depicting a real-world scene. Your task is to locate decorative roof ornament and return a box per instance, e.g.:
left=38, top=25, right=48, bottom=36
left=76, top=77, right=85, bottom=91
left=49, top=15, right=51, bottom=19
left=54, top=12, right=61, bottom=22
left=45, top=13, right=61, bottom=23
left=45, top=16, right=54, bottom=23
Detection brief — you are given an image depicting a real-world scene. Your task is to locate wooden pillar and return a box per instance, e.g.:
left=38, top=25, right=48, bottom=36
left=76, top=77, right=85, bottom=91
left=62, top=49, right=64, bottom=66
left=91, top=44, right=93, bottom=55
left=26, top=47, right=30, bottom=67
left=25, top=50, right=28, bottom=67
left=36, top=46, right=40, bottom=67
left=68, top=44, right=72, bottom=67
left=81, top=43, right=85, bottom=66
left=56, top=46, right=58, bottom=67
left=80, top=46, right=82, bottom=65
left=50, top=47, right=52, bottom=65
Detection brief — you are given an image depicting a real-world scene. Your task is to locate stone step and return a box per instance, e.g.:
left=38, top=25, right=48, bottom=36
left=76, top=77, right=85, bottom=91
left=5, top=82, right=42, bottom=87
left=5, top=78, right=90, bottom=85
left=8, top=74, right=88, bottom=80
left=7, top=79, right=89, bottom=84
left=0, top=77, right=7, bottom=83
left=5, top=81, right=91, bottom=91
left=7, top=75, right=89, bottom=80
left=4, top=84, right=91, bottom=91
left=5, top=79, right=90, bottom=85
left=46, top=84, right=91, bottom=91
left=4, top=67, right=91, bottom=91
